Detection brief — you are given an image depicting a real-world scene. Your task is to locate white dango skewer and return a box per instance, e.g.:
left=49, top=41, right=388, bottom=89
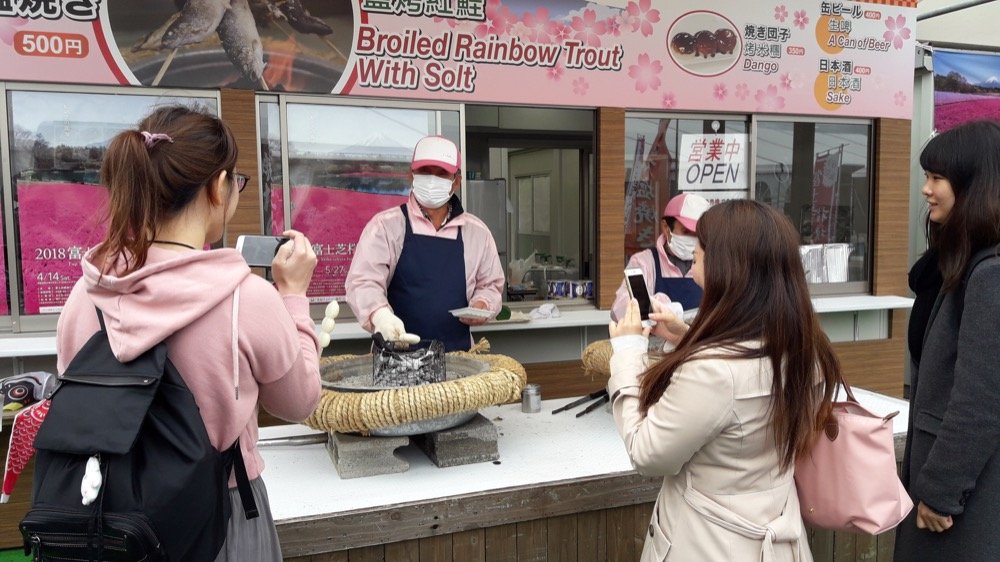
left=318, top=300, right=340, bottom=348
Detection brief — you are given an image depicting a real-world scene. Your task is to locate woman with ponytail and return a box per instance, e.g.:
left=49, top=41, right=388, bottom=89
left=56, top=106, right=321, bottom=561
left=608, top=200, right=838, bottom=561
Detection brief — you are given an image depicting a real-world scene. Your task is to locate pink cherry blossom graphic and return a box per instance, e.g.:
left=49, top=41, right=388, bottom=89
left=894, top=91, right=907, bottom=106
left=548, top=20, right=572, bottom=43
left=548, top=65, right=565, bottom=81
left=475, top=0, right=517, bottom=38
left=714, top=83, right=728, bottom=100
left=605, top=15, right=623, bottom=37
left=0, top=17, right=27, bottom=46
left=774, top=5, right=788, bottom=22
left=661, top=92, right=677, bottom=108
left=573, top=77, right=590, bottom=95
left=625, top=0, right=662, bottom=37
left=628, top=53, right=663, bottom=93
left=780, top=72, right=794, bottom=90
left=571, top=9, right=607, bottom=47
left=793, top=10, right=809, bottom=30
left=735, top=83, right=750, bottom=100
left=883, top=15, right=911, bottom=50
left=521, top=7, right=553, bottom=43
left=755, top=84, right=786, bottom=111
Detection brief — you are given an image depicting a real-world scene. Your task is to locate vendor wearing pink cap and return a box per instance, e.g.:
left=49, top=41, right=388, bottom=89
left=345, top=136, right=505, bottom=352
left=612, top=192, right=710, bottom=320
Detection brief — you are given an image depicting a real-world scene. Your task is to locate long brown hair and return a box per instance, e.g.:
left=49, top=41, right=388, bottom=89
left=919, top=120, right=1000, bottom=290
left=96, top=105, right=238, bottom=275
left=638, top=200, right=838, bottom=471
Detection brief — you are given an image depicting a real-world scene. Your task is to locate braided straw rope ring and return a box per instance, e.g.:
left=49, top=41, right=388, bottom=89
left=581, top=339, right=614, bottom=379
left=304, top=351, right=527, bottom=434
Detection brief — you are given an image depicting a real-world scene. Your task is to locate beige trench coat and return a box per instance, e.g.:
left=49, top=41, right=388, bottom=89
left=608, top=342, right=813, bottom=562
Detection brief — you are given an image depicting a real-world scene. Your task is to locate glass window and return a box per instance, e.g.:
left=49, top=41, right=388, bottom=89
left=259, top=100, right=460, bottom=303
left=624, top=116, right=749, bottom=261
left=6, top=90, right=217, bottom=316
left=754, top=120, right=871, bottom=289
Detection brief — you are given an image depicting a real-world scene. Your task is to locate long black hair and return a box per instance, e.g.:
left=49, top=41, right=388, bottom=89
left=920, top=120, right=1000, bottom=290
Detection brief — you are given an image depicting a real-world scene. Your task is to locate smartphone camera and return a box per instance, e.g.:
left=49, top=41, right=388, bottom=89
left=236, top=235, right=290, bottom=269
left=624, top=268, right=654, bottom=328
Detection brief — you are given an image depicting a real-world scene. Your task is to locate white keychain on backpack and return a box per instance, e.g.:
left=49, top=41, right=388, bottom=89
left=80, top=455, right=102, bottom=506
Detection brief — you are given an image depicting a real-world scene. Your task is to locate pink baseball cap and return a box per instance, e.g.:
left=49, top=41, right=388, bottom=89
left=411, top=136, right=461, bottom=175
left=663, top=193, right=710, bottom=232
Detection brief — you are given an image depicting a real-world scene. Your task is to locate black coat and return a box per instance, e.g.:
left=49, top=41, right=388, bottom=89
left=895, top=250, right=1000, bottom=561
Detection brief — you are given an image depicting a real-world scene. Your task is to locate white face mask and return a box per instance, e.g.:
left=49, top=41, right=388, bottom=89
left=411, top=174, right=454, bottom=208
left=667, top=233, right=697, bottom=261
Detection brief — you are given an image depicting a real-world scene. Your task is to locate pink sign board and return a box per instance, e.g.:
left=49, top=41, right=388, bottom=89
left=0, top=1, right=914, bottom=119
left=271, top=186, right=406, bottom=302
left=0, top=229, right=7, bottom=316
left=17, top=182, right=107, bottom=314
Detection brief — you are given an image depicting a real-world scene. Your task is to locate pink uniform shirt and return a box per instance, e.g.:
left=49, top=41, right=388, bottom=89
left=612, top=234, right=697, bottom=321
left=346, top=194, right=505, bottom=331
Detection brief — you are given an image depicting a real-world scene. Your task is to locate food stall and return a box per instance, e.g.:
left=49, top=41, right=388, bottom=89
left=0, top=0, right=918, bottom=558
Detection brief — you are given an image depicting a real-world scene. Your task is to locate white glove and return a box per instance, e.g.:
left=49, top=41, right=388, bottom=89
left=371, top=307, right=420, bottom=344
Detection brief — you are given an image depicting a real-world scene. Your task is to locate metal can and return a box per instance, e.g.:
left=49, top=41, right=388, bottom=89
left=522, top=383, right=541, bottom=413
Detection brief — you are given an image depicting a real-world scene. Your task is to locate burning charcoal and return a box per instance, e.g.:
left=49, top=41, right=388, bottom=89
left=218, top=0, right=265, bottom=86
left=372, top=341, right=446, bottom=387
left=277, top=0, right=333, bottom=36
left=162, top=0, right=228, bottom=49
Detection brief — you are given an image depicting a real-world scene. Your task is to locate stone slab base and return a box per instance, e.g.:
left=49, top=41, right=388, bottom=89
left=327, top=432, right=411, bottom=479
left=412, top=413, right=500, bottom=468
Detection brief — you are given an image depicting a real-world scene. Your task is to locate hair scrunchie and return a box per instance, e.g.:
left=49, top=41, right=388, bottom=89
left=140, top=131, right=173, bottom=148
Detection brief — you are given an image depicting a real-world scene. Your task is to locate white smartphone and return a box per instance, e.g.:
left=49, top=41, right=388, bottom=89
left=236, top=235, right=290, bottom=268
left=624, top=268, right=654, bottom=328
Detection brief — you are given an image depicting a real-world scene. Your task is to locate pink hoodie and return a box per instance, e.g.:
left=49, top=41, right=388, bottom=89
left=56, top=246, right=321, bottom=484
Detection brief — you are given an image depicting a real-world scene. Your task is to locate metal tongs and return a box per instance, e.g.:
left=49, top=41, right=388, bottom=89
left=551, top=389, right=609, bottom=418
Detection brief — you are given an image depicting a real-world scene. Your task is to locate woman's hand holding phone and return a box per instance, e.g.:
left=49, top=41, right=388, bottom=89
left=609, top=299, right=651, bottom=338
left=648, top=298, right=690, bottom=344
left=271, top=230, right=318, bottom=297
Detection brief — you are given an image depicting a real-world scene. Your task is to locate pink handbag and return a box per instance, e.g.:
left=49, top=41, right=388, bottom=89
left=794, top=382, right=914, bottom=534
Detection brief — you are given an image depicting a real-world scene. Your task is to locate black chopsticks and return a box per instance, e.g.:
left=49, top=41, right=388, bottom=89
left=551, top=389, right=610, bottom=417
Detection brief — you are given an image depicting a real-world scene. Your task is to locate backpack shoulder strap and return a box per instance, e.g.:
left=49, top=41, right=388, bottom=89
left=226, top=440, right=259, bottom=520
left=95, top=306, right=106, bottom=332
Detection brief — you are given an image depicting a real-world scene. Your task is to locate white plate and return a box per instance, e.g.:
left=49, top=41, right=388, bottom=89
left=449, top=307, right=495, bottom=319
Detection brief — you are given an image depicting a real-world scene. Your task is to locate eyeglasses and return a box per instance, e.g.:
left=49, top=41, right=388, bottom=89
left=233, top=173, right=250, bottom=193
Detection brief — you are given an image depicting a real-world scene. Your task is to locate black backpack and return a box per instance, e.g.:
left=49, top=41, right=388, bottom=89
left=21, top=309, right=257, bottom=561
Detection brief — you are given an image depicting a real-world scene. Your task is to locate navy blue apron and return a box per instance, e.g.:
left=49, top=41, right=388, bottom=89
left=650, top=248, right=702, bottom=311
left=387, top=204, right=471, bottom=352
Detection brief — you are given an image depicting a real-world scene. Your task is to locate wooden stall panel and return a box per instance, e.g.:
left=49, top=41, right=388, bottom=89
left=596, top=108, right=625, bottom=310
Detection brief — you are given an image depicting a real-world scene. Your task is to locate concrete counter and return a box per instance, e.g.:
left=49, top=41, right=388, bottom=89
left=262, top=389, right=909, bottom=558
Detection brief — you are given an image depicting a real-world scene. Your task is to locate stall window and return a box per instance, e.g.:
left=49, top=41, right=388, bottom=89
left=464, top=105, right=594, bottom=304
left=5, top=89, right=217, bottom=327
left=624, top=115, right=749, bottom=260
left=754, top=119, right=871, bottom=292
left=258, top=98, right=460, bottom=305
